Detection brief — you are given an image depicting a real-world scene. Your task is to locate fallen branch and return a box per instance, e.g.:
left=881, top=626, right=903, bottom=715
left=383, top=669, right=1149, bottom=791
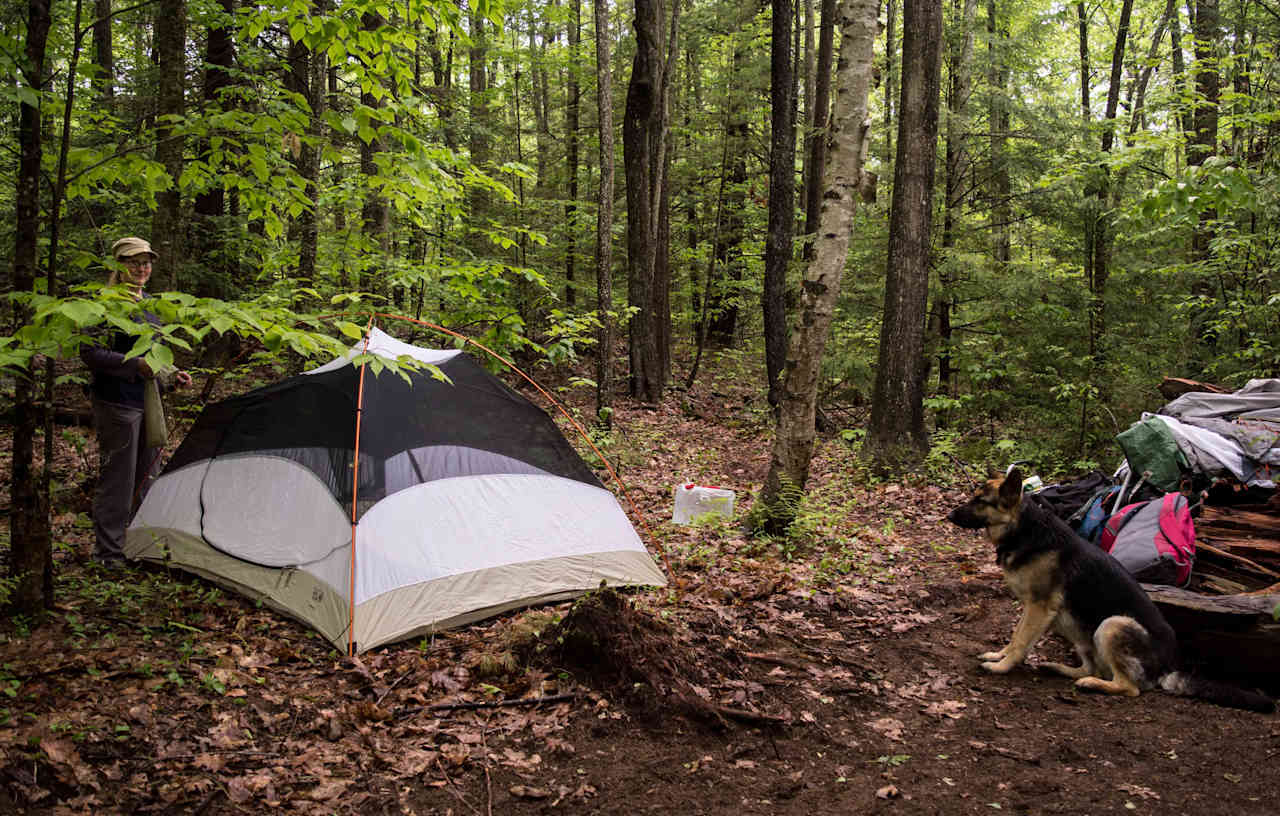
left=709, top=704, right=790, bottom=727
left=397, top=693, right=579, bottom=719
left=741, top=651, right=812, bottom=672
left=1196, top=541, right=1280, bottom=579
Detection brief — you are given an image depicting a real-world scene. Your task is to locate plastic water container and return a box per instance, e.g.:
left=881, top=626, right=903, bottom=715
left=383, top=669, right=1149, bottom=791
left=672, top=483, right=735, bottom=524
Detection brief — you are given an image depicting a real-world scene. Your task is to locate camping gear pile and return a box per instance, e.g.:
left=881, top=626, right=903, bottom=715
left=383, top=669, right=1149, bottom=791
left=1034, top=377, right=1280, bottom=595
left=126, top=329, right=666, bottom=652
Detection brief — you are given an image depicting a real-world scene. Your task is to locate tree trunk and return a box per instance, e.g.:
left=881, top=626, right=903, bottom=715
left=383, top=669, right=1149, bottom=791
left=191, top=0, right=236, bottom=297
left=594, top=0, right=616, bottom=426
left=704, top=51, right=747, bottom=349
left=566, top=0, right=582, bottom=308
left=10, top=0, right=54, bottom=616
left=863, top=0, right=943, bottom=474
left=286, top=4, right=324, bottom=287
left=755, top=0, right=879, bottom=533
left=623, top=0, right=672, bottom=402
left=763, top=0, right=796, bottom=410
left=1188, top=0, right=1221, bottom=358
left=151, top=0, right=186, bottom=290
left=1188, top=0, right=1219, bottom=258
left=361, top=11, right=389, bottom=296
left=801, top=0, right=836, bottom=262
left=92, top=0, right=114, bottom=105
left=936, top=0, right=977, bottom=410
left=883, top=0, right=898, bottom=166
left=467, top=8, right=491, bottom=251
left=987, top=0, right=1010, bottom=268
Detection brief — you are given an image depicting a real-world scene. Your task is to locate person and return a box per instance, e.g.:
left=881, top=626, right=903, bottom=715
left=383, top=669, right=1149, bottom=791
left=81, top=237, right=192, bottom=567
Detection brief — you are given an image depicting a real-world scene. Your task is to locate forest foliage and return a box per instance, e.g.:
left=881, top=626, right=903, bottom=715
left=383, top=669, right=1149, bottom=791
left=2, top=0, right=1279, bottom=495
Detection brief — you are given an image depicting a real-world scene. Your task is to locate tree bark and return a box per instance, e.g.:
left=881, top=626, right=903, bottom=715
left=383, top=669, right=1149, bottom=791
left=92, top=0, right=114, bottom=105
left=936, top=0, right=977, bottom=409
left=863, top=0, right=943, bottom=473
left=801, top=0, right=836, bottom=262
left=623, top=0, right=672, bottom=402
left=594, top=0, right=616, bottom=425
left=151, top=0, right=186, bottom=290
left=566, top=0, right=582, bottom=308
left=755, top=0, right=879, bottom=532
left=10, top=0, right=54, bottom=616
left=987, top=0, right=1010, bottom=268
left=191, top=0, right=236, bottom=297
left=361, top=11, right=389, bottom=296
left=763, top=0, right=797, bottom=410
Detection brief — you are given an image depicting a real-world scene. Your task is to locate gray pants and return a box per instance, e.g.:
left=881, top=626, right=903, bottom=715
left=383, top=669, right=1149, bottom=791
left=92, top=400, right=159, bottom=561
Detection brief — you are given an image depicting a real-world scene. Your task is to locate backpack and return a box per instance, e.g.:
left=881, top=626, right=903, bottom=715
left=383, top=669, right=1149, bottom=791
left=1098, top=493, right=1196, bottom=587
left=1075, top=484, right=1122, bottom=545
left=1033, top=471, right=1113, bottom=521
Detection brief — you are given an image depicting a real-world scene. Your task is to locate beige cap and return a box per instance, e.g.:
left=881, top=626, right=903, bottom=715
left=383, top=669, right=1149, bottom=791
left=111, top=236, right=157, bottom=261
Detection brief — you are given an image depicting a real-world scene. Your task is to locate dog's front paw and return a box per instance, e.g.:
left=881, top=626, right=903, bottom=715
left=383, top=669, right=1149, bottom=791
left=977, top=650, right=1007, bottom=661
left=981, top=659, right=1017, bottom=674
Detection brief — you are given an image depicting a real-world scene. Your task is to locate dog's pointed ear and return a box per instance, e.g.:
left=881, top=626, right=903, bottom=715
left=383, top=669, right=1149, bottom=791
left=1000, top=467, right=1024, bottom=505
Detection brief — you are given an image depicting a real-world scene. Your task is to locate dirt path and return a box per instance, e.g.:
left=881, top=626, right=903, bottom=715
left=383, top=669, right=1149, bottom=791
left=1, top=377, right=1277, bottom=814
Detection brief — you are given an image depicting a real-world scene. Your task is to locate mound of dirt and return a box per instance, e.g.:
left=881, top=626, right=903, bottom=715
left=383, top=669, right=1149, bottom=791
left=528, top=588, right=780, bottom=728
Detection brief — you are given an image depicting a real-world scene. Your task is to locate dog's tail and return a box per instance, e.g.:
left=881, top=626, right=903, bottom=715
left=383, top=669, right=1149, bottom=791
left=1160, top=671, right=1275, bottom=713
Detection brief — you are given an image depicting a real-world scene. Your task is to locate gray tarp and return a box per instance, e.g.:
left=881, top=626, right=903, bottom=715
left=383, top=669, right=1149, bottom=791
left=1146, top=378, right=1280, bottom=488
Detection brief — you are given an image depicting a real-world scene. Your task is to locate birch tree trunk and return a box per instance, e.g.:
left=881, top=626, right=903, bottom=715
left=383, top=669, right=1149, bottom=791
left=754, top=0, right=879, bottom=532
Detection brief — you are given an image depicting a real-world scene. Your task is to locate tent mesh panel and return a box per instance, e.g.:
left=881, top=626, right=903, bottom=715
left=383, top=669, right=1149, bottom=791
left=165, top=354, right=603, bottom=521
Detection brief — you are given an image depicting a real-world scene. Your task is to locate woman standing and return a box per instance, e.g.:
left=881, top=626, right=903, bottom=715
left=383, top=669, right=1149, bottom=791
left=81, top=237, right=191, bottom=567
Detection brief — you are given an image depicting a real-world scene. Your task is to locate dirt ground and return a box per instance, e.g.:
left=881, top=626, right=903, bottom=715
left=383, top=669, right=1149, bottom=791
left=1, top=361, right=1278, bottom=815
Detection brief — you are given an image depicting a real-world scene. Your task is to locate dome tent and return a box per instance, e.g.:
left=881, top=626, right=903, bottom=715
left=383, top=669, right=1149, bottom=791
left=126, top=328, right=666, bottom=652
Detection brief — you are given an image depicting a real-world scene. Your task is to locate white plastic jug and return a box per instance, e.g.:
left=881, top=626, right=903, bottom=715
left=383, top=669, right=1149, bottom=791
left=672, top=483, right=735, bottom=524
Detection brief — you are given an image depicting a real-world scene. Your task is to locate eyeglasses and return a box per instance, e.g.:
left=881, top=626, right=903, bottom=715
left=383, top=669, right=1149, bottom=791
left=122, top=256, right=153, bottom=268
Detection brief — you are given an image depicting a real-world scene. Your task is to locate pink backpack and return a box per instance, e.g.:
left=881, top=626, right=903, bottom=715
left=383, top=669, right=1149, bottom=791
left=1098, top=493, right=1196, bottom=586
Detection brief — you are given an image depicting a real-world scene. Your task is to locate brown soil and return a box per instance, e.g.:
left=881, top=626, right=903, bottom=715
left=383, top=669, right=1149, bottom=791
left=1, top=360, right=1278, bottom=815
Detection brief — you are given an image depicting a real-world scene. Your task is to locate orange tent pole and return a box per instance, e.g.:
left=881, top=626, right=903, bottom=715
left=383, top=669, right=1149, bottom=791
left=347, top=316, right=376, bottom=656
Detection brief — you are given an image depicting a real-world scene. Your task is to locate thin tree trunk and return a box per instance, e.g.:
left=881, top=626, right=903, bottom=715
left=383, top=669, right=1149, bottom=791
left=755, top=0, right=879, bottom=532
left=863, top=0, right=943, bottom=473
left=937, top=0, right=977, bottom=411
left=92, top=0, right=114, bottom=106
left=361, top=11, right=389, bottom=296
left=152, top=0, right=186, bottom=289
left=10, top=0, right=54, bottom=615
left=566, top=0, right=582, bottom=308
left=987, top=0, right=1010, bottom=268
left=763, top=0, right=796, bottom=410
left=192, top=0, right=236, bottom=297
left=801, top=0, right=836, bottom=261
left=594, top=0, right=615, bottom=426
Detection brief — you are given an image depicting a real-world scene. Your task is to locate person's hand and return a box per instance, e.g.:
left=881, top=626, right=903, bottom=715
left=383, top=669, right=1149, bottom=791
left=137, top=360, right=154, bottom=379
left=175, top=370, right=193, bottom=388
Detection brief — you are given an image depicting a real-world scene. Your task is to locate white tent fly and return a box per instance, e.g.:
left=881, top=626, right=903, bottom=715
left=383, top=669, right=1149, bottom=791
left=126, top=328, right=666, bottom=652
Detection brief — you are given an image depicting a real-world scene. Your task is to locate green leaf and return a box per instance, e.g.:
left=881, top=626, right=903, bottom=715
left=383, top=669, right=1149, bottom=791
left=337, top=321, right=365, bottom=340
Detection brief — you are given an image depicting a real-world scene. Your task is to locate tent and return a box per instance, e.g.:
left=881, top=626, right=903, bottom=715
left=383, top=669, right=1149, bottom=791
left=125, top=328, right=666, bottom=651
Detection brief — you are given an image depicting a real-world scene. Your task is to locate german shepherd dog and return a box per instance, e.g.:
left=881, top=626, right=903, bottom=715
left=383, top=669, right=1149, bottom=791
left=948, top=468, right=1274, bottom=712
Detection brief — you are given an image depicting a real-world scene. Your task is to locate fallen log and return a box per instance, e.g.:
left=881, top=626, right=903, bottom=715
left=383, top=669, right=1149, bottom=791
left=1143, top=584, right=1280, bottom=693
left=1157, top=377, right=1228, bottom=401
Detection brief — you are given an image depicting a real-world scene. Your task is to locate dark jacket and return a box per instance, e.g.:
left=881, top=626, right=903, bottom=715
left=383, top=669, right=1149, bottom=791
left=81, top=302, right=160, bottom=409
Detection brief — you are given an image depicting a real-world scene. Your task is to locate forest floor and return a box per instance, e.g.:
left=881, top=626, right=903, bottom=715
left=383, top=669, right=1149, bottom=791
left=1, top=348, right=1278, bottom=815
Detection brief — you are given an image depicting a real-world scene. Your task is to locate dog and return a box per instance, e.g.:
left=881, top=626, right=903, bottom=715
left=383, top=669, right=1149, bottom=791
left=948, top=467, right=1274, bottom=712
